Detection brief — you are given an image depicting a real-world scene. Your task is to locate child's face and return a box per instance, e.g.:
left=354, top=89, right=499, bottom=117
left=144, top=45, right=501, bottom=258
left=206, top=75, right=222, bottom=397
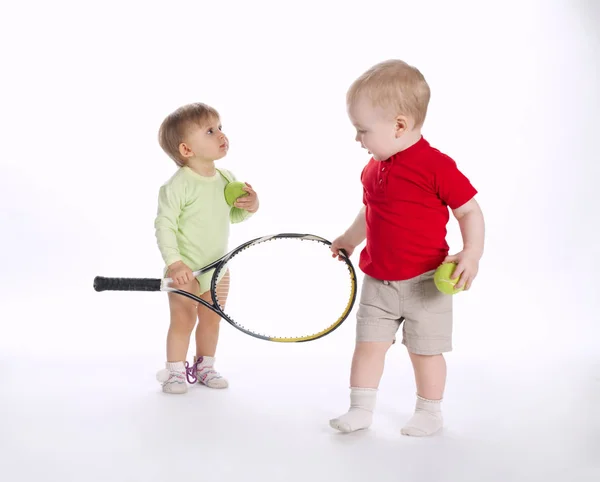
left=181, top=116, right=229, bottom=162
left=348, top=96, right=405, bottom=161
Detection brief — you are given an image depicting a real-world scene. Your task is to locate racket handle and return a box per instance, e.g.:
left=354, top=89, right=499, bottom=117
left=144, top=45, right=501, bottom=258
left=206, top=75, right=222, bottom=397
left=93, top=276, right=162, bottom=292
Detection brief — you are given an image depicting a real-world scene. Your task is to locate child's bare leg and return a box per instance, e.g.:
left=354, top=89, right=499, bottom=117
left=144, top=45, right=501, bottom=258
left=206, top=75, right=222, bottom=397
left=166, top=279, right=200, bottom=361
left=157, top=279, right=199, bottom=394
left=350, top=341, right=393, bottom=387
left=330, top=274, right=399, bottom=433
left=194, top=271, right=230, bottom=388
left=194, top=297, right=221, bottom=358
left=330, top=341, right=392, bottom=432
left=401, top=352, right=446, bottom=436
left=410, top=352, right=446, bottom=399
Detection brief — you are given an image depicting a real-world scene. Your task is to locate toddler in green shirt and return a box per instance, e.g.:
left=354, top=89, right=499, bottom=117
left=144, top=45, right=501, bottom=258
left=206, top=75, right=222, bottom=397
left=154, top=102, right=259, bottom=394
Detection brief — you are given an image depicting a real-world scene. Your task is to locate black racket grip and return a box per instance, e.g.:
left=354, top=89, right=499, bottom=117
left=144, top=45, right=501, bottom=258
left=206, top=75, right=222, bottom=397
left=94, top=276, right=162, bottom=292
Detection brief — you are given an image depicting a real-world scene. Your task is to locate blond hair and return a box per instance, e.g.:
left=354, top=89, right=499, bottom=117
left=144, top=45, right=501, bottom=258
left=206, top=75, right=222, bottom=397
left=347, top=60, right=431, bottom=128
left=158, top=102, right=220, bottom=166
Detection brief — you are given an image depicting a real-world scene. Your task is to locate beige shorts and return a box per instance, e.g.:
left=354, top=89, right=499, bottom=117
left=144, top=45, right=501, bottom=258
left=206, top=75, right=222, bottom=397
left=356, top=271, right=453, bottom=355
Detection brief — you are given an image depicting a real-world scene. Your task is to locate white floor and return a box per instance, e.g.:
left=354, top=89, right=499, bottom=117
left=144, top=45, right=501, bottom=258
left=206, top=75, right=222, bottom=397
left=1, top=278, right=598, bottom=482
left=1, top=347, right=598, bottom=482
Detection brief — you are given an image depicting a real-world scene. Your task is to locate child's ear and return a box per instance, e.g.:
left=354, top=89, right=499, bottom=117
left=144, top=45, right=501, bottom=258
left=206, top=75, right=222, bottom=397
left=178, top=142, right=193, bottom=159
left=394, top=116, right=410, bottom=138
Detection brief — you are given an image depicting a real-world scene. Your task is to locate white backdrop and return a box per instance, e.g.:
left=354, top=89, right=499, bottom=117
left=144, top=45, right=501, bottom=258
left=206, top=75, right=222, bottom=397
left=2, top=2, right=599, bottom=481
left=1, top=0, right=598, bottom=371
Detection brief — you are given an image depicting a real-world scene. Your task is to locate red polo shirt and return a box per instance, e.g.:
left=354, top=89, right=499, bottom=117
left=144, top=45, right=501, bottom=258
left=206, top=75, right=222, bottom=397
left=360, top=137, right=477, bottom=281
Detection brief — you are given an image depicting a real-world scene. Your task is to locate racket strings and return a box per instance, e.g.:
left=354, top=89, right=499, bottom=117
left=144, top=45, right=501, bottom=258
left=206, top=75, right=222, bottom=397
left=214, top=271, right=230, bottom=311
left=212, top=238, right=356, bottom=341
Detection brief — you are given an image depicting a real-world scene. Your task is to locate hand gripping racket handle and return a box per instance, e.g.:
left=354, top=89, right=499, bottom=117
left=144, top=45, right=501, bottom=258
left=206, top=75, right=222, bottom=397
left=93, top=276, right=162, bottom=292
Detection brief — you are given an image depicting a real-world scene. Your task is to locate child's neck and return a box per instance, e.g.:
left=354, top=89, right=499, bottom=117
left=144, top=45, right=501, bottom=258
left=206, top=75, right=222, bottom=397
left=186, top=158, right=217, bottom=177
left=397, top=129, right=422, bottom=152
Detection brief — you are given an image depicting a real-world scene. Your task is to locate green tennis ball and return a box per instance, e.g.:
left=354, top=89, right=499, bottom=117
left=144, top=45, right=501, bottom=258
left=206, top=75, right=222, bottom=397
left=224, top=181, right=248, bottom=207
left=434, top=262, right=464, bottom=295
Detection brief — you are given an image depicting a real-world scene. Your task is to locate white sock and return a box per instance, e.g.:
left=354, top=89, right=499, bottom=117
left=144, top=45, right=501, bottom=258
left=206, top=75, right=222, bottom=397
left=329, top=388, right=377, bottom=433
left=156, top=361, right=187, bottom=394
left=401, top=395, right=443, bottom=436
left=195, top=356, right=228, bottom=389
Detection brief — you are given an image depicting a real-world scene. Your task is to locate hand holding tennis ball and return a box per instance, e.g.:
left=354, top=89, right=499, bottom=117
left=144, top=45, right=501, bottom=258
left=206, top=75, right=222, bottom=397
left=224, top=181, right=248, bottom=206
left=434, top=263, right=464, bottom=294
left=436, top=249, right=480, bottom=292
left=224, top=181, right=259, bottom=212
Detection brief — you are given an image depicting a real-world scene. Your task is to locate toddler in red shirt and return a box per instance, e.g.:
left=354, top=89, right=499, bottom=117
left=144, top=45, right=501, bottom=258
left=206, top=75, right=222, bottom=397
left=329, top=60, right=485, bottom=436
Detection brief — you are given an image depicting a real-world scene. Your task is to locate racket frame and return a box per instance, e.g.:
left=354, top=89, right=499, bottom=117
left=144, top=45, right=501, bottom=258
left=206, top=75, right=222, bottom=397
left=94, top=233, right=357, bottom=343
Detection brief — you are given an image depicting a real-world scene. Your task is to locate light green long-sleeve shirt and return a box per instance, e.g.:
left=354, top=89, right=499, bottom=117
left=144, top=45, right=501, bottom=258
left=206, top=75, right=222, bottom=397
left=154, top=166, right=252, bottom=291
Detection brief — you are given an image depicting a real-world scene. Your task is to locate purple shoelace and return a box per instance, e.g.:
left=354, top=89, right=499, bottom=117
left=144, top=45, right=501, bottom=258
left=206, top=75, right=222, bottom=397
left=184, top=356, right=204, bottom=384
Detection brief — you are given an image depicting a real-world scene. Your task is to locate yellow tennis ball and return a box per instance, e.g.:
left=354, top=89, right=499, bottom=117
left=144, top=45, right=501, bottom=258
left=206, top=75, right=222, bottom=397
left=224, top=181, right=248, bottom=207
left=434, top=262, right=464, bottom=295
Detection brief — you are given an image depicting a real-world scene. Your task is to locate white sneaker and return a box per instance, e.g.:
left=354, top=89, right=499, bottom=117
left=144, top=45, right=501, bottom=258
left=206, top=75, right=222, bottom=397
left=156, top=361, right=188, bottom=394
left=189, top=356, right=229, bottom=389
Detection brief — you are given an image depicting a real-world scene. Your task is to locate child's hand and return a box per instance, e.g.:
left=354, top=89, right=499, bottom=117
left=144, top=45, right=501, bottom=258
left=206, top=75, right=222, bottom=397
left=234, top=183, right=259, bottom=213
left=167, top=261, right=194, bottom=286
left=331, top=234, right=356, bottom=260
left=443, top=249, right=480, bottom=290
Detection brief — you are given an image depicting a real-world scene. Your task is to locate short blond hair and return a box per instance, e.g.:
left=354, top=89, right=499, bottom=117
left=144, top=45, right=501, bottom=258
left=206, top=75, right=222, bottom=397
left=158, top=102, right=220, bottom=166
left=347, top=60, right=431, bottom=128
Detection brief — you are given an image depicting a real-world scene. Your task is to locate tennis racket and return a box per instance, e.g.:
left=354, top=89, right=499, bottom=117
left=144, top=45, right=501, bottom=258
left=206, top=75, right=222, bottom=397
left=93, top=233, right=357, bottom=342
